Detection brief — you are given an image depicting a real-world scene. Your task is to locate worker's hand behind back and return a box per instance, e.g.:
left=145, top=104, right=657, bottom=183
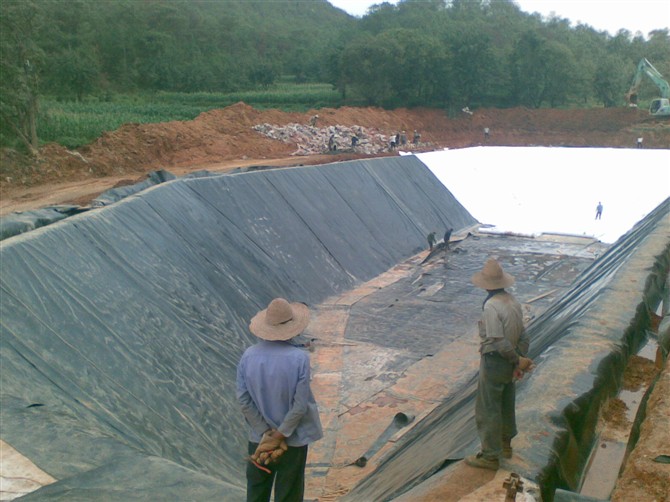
left=517, top=356, right=534, bottom=372
left=251, top=430, right=289, bottom=465
left=514, top=356, right=535, bottom=381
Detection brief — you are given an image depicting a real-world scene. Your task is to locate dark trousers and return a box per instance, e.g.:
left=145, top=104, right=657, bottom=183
left=246, top=442, right=308, bottom=502
left=475, top=353, right=517, bottom=460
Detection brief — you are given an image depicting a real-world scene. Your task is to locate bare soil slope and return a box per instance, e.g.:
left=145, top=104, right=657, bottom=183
left=1, top=103, right=668, bottom=214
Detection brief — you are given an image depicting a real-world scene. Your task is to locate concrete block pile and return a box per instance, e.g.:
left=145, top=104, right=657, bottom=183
left=253, top=123, right=419, bottom=156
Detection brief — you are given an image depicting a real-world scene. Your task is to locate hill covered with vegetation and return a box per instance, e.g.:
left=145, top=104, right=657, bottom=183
left=1, top=0, right=669, bottom=153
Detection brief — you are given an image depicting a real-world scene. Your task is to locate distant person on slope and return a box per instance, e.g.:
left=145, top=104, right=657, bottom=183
left=427, top=231, right=436, bottom=251
left=465, top=258, right=533, bottom=471
left=595, top=202, right=603, bottom=220
left=237, top=298, right=323, bottom=502
left=443, top=228, right=453, bottom=250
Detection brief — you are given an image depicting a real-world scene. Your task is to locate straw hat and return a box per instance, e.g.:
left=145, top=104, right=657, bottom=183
left=249, top=298, right=310, bottom=341
left=471, top=258, right=515, bottom=290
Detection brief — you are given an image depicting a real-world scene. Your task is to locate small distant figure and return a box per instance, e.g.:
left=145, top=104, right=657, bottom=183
left=395, top=132, right=400, bottom=147
left=413, top=130, right=421, bottom=145
left=389, top=137, right=397, bottom=150
left=427, top=231, right=436, bottom=251
left=328, top=134, right=337, bottom=151
left=443, top=228, right=453, bottom=250
left=400, top=130, right=407, bottom=146
left=351, top=135, right=359, bottom=148
left=310, top=114, right=319, bottom=127
left=484, top=127, right=490, bottom=140
left=595, top=202, right=603, bottom=220
left=636, top=137, right=643, bottom=149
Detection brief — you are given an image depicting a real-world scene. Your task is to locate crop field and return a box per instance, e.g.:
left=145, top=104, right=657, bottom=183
left=38, top=83, right=342, bottom=148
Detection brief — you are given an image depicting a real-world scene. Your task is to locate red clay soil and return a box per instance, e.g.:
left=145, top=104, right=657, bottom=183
left=1, top=102, right=669, bottom=215
left=611, top=356, right=669, bottom=502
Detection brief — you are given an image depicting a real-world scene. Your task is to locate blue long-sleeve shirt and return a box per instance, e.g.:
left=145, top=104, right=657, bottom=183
left=236, top=340, right=323, bottom=447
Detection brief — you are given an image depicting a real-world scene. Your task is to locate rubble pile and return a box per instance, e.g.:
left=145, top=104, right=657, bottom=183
left=252, top=123, right=423, bottom=156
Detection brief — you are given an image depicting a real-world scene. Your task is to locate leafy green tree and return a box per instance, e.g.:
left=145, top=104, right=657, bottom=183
left=510, top=31, right=547, bottom=107
left=645, top=29, right=670, bottom=64
left=249, top=61, right=279, bottom=88
left=36, top=0, right=102, bottom=99
left=448, top=32, right=496, bottom=107
left=607, top=29, right=636, bottom=56
left=0, top=0, right=43, bottom=153
left=323, top=44, right=348, bottom=98
left=340, top=34, right=395, bottom=105
left=360, top=2, right=402, bottom=35
left=340, top=29, right=449, bottom=107
left=377, top=29, right=450, bottom=106
left=593, top=55, right=630, bottom=107
left=509, top=31, right=577, bottom=107
left=95, top=1, right=150, bottom=91
left=541, top=40, right=578, bottom=106
left=44, top=48, right=100, bottom=101
left=565, top=26, right=608, bottom=105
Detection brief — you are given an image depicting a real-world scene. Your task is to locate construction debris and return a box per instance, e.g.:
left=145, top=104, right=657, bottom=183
left=253, top=123, right=427, bottom=156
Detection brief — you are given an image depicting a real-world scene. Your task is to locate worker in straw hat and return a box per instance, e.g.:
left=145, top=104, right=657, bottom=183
left=465, top=258, right=533, bottom=471
left=237, top=298, right=323, bottom=502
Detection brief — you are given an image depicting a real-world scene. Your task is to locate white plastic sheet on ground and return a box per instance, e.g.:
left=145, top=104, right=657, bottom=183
left=418, top=147, right=670, bottom=243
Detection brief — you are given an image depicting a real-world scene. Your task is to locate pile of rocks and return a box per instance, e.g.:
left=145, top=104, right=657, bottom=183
left=253, top=123, right=417, bottom=156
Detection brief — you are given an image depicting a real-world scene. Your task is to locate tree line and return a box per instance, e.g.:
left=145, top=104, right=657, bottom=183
left=1, top=0, right=669, bottom=152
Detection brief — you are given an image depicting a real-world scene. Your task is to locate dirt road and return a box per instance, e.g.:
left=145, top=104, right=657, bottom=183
left=0, top=153, right=364, bottom=215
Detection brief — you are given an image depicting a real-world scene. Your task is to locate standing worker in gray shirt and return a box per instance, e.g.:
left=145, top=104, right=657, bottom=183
left=465, top=258, right=533, bottom=470
left=237, top=298, right=323, bottom=501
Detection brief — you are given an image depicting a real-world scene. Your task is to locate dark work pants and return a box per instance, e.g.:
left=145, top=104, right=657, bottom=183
left=475, top=353, right=517, bottom=460
left=246, top=442, right=308, bottom=502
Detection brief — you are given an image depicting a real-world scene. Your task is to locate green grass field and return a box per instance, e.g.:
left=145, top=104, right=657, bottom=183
left=37, top=83, right=342, bottom=148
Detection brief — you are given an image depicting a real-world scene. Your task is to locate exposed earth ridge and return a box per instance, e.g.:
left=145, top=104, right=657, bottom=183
left=1, top=102, right=668, bottom=216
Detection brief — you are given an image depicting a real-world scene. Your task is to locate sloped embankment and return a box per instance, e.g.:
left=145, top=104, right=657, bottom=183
left=0, top=155, right=476, bottom=499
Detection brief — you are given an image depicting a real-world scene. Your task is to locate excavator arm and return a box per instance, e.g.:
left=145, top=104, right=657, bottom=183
left=625, top=58, right=670, bottom=105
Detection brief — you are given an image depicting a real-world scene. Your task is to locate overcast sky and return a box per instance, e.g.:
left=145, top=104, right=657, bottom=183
left=328, top=0, right=670, bottom=37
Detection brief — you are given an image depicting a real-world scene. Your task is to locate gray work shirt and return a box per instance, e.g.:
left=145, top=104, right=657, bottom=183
left=236, top=340, right=323, bottom=447
left=478, top=290, right=529, bottom=364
